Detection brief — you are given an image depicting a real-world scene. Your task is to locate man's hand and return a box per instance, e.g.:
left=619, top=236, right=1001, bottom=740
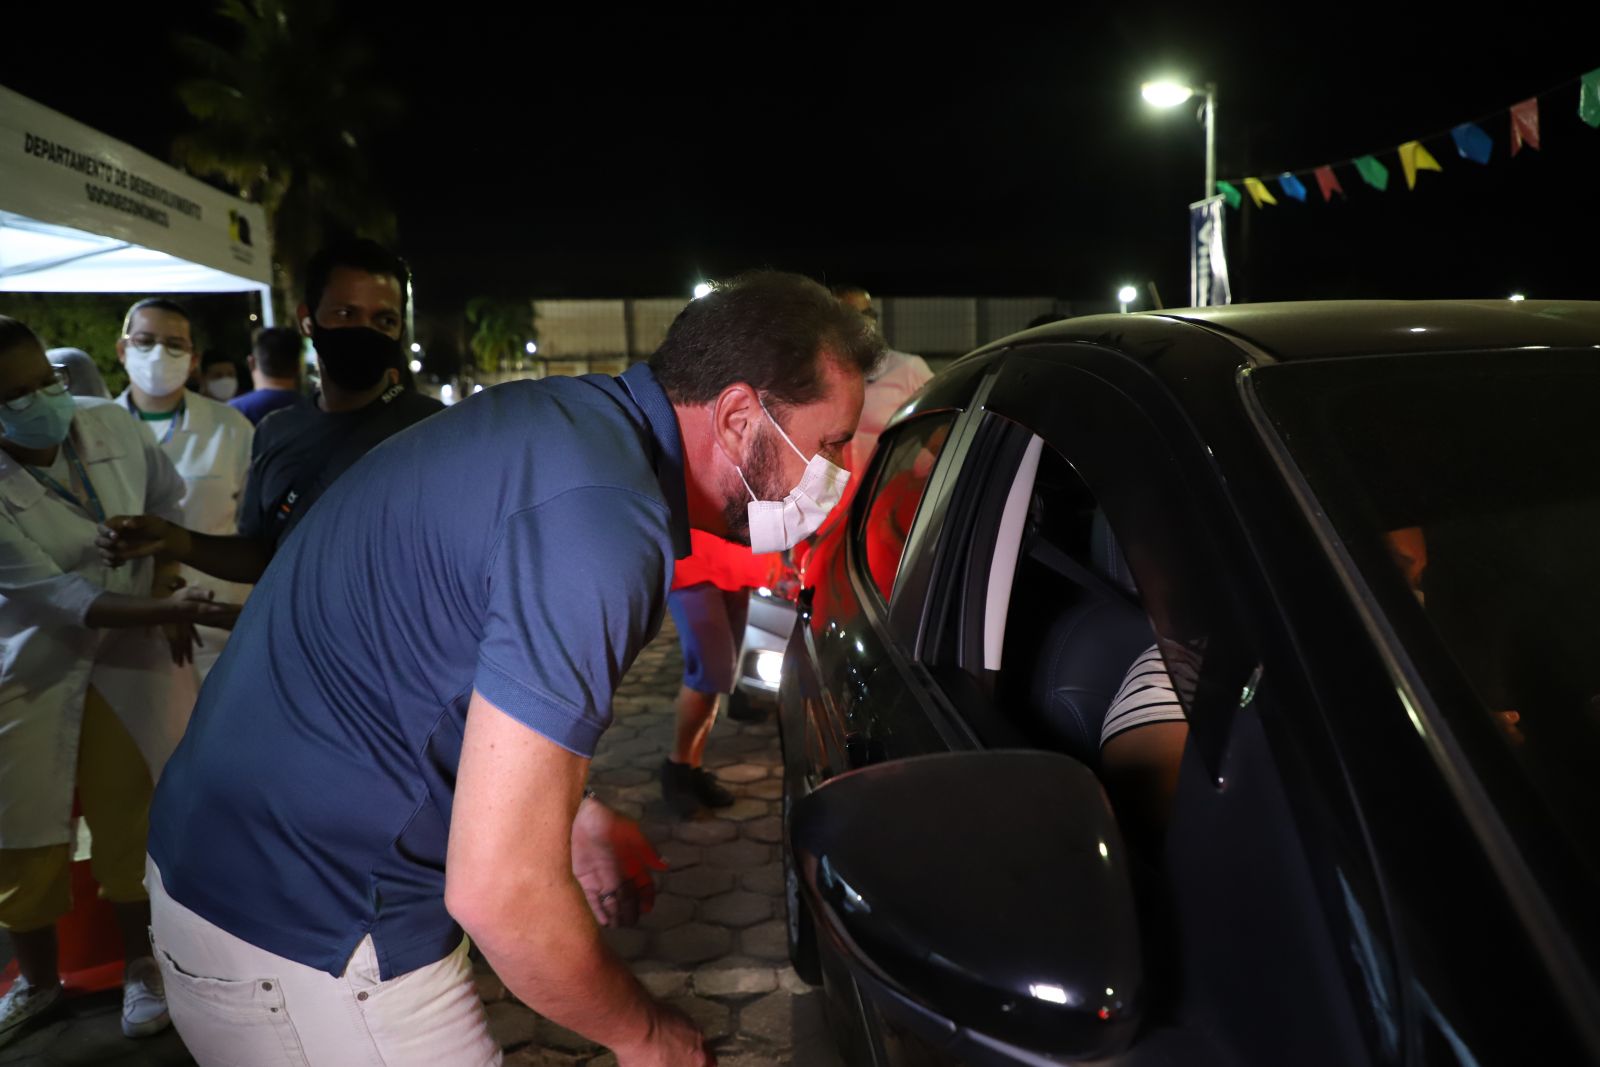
left=97, top=515, right=192, bottom=567
left=572, top=797, right=667, bottom=928
left=614, top=1002, right=717, bottom=1067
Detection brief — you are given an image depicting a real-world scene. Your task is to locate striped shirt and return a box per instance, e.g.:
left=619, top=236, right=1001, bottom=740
left=1101, top=644, right=1188, bottom=746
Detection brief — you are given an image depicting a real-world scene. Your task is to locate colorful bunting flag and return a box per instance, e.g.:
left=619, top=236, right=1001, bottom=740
left=1511, top=97, right=1540, bottom=155
left=1314, top=165, right=1344, bottom=201
left=1581, top=67, right=1600, bottom=128
left=1243, top=177, right=1278, bottom=207
left=1353, top=155, right=1389, bottom=191
left=1398, top=141, right=1442, bottom=190
left=1451, top=123, right=1493, bottom=164
left=1216, top=70, right=1589, bottom=214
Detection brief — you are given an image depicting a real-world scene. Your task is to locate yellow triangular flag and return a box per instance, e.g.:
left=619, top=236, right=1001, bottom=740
left=1399, top=141, right=1442, bottom=190
left=1243, top=177, right=1278, bottom=207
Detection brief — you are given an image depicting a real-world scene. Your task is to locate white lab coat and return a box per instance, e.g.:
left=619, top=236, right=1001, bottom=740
left=847, top=350, right=934, bottom=475
left=0, top=398, right=186, bottom=849
left=115, top=389, right=254, bottom=681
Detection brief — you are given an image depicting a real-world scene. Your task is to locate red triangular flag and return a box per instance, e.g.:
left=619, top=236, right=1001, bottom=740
left=1314, top=165, right=1344, bottom=201
left=1511, top=98, right=1541, bottom=156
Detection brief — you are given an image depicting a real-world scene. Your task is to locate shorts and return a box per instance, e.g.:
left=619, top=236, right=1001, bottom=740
left=667, top=583, right=750, bottom=695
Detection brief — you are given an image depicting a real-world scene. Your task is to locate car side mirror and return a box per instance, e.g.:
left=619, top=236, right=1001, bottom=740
left=791, top=750, right=1142, bottom=1062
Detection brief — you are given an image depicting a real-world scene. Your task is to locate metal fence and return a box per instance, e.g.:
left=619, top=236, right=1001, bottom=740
left=508, top=294, right=1070, bottom=379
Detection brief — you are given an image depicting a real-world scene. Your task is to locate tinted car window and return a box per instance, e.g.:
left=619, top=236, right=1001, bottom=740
left=1251, top=350, right=1600, bottom=880
left=856, top=414, right=957, bottom=602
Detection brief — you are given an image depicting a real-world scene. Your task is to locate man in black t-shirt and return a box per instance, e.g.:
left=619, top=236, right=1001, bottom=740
left=97, top=239, right=443, bottom=579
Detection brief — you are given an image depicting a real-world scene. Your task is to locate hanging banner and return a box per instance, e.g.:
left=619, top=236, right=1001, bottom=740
left=1580, top=67, right=1600, bottom=128
left=1243, top=177, right=1278, bottom=207
left=1278, top=173, right=1308, bottom=201
left=1398, top=141, right=1442, bottom=189
left=1451, top=123, right=1493, bottom=164
left=1314, top=165, right=1344, bottom=201
left=1354, top=154, right=1390, bottom=191
left=1189, top=195, right=1232, bottom=308
left=1511, top=97, right=1541, bottom=155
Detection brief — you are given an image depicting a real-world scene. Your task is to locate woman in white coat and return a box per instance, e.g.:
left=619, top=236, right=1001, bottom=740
left=0, top=318, right=238, bottom=1047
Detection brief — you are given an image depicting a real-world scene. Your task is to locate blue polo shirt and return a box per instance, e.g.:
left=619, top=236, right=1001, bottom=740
left=150, top=363, right=690, bottom=978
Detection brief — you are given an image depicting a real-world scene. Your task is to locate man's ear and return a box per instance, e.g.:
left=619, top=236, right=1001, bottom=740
left=247, top=354, right=258, bottom=374
left=711, top=382, right=760, bottom=463
left=297, top=304, right=314, bottom=337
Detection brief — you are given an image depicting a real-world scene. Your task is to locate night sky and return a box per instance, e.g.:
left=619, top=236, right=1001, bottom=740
left=6, top=5, right=1598, bottom=314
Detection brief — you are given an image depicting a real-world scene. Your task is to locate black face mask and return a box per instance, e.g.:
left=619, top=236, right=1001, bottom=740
left=312, top=325, right=401, bottom=392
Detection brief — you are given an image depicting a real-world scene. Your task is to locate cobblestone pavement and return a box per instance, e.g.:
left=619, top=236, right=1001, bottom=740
left=3, top=621, right=843, bottom=1066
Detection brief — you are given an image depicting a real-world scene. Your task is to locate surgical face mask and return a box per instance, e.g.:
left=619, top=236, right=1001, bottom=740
left=205, top=377, right=239, bottom=401
left=312, top=324, right=401, bottom=392
left=729, top=402, right=850, bottom=554
left=0, top=386, right=76, bottom=449
left=124, top=343, right=192, bottom=398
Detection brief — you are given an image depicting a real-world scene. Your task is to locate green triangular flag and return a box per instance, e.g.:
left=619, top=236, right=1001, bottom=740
left=1580, top=67, right=1600, bottom=128
left=1215, top=180, right=1243, bottom=210
left=1353, top=154, right=1390, bottom=191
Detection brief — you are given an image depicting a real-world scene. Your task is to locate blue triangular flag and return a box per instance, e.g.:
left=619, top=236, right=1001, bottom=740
left=1451, top=122, right=1493, bottom=165
left=1278, top=173, right=1308, bottom=202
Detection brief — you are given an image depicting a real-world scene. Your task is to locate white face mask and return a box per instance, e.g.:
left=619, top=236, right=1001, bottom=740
left=205, top=377, right=239, bottom=401
left=730, top=401, right=850, bottom=554
left=125, top=344, right=191, bottom=398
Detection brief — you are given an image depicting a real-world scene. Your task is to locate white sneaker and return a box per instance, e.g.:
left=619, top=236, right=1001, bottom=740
left=0, top=975, right=63, bottom=1048
left=121, top=956, right=171, bottom=1038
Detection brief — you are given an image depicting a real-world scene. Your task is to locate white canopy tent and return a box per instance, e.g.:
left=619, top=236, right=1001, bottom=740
left=0, top=84, right=273, bottom=318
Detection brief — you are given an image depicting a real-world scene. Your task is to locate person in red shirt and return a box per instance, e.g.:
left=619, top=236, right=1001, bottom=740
left=662, top=530, right=789, bottom=816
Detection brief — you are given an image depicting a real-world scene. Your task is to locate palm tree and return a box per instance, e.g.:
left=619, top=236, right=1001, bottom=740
left=172, top=0, right=402, bottom=321
left=466, top=297, right=535, bottom=376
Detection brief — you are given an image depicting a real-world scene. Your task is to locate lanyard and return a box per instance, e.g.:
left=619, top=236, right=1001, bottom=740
left=25, top=438, right=106, bottom=523
left=152, top=398, right=185, bottom=446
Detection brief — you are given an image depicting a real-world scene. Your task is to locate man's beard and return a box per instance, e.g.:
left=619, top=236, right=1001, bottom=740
left=721, top=424, right=785, bottom=547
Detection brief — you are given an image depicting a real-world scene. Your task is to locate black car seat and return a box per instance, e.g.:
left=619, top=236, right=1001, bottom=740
left=1022, top=512, right=1156, bottom=766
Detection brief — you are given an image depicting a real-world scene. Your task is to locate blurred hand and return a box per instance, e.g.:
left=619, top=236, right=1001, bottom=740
left=97, top=515, right=191, bottom=567
left=164, top=621, right=200, bottom=667
left=174, top=587, right=241, bottom=630
left=571, top=796, right=667, bottom=928
left=614, top=1002, right=715, bottom=1067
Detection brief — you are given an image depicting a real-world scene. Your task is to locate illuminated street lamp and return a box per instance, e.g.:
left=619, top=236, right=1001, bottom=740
left=692, top=282, right=713, bottom=300
left=1142, top=78, right=1218, bottom=199
left=1118, top=285, right=1138, bottom=314
left=525, top=340, right=538, bottom=354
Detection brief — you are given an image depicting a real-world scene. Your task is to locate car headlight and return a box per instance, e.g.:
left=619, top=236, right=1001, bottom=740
left=754, top=650, right=785, bottom=687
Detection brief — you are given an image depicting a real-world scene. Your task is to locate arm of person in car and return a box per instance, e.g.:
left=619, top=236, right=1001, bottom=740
left=446, top=690, right=709, bottom=1066
left=1100, top=721, right=1188, bottom=849
left=96, top=515, right=273, bottom=585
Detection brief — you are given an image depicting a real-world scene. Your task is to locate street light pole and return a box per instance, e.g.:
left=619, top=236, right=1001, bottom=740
left=1203, top=82, right=1217, bottom=200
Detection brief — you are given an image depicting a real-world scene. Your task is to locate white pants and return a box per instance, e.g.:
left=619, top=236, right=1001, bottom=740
left=146, top=857, right=501, bottom=1066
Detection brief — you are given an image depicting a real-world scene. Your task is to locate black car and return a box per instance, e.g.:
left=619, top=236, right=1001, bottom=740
left=777, top=301, right=1600, bottom=1066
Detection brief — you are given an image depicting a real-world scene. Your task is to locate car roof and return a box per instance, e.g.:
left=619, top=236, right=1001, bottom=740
left=1015, top=299, right=1600, bottom=365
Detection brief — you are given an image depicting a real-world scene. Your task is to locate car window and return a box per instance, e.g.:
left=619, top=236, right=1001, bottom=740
left=1251, top=350, right=1600, bottom=881
left=989, top=438, right=1176, bottom=765
left=854, top=413, right=957, bottom=604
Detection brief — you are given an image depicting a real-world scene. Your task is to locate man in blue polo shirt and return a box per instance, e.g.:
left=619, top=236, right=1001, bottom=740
left=140, top=271, right=878, bottom=1065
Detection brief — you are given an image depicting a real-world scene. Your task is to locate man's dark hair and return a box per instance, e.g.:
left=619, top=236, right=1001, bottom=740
left=200, top=349, right=237, bottom=371
left=651, top=271, right=883, bottom=409
left=829, top=283, right=868, bottom=299
left=0, top=315, right=43, bottom=358
left=252, top=327, right=304, bottom=380
left=303, top=237, right=410, bottom=320
left=121, top=297, right=192, bottom=336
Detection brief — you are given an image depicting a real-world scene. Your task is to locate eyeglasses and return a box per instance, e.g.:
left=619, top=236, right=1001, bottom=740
left=125, top=333, right=193, bottom=356
left=1, top=369, right=69, bottom=412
